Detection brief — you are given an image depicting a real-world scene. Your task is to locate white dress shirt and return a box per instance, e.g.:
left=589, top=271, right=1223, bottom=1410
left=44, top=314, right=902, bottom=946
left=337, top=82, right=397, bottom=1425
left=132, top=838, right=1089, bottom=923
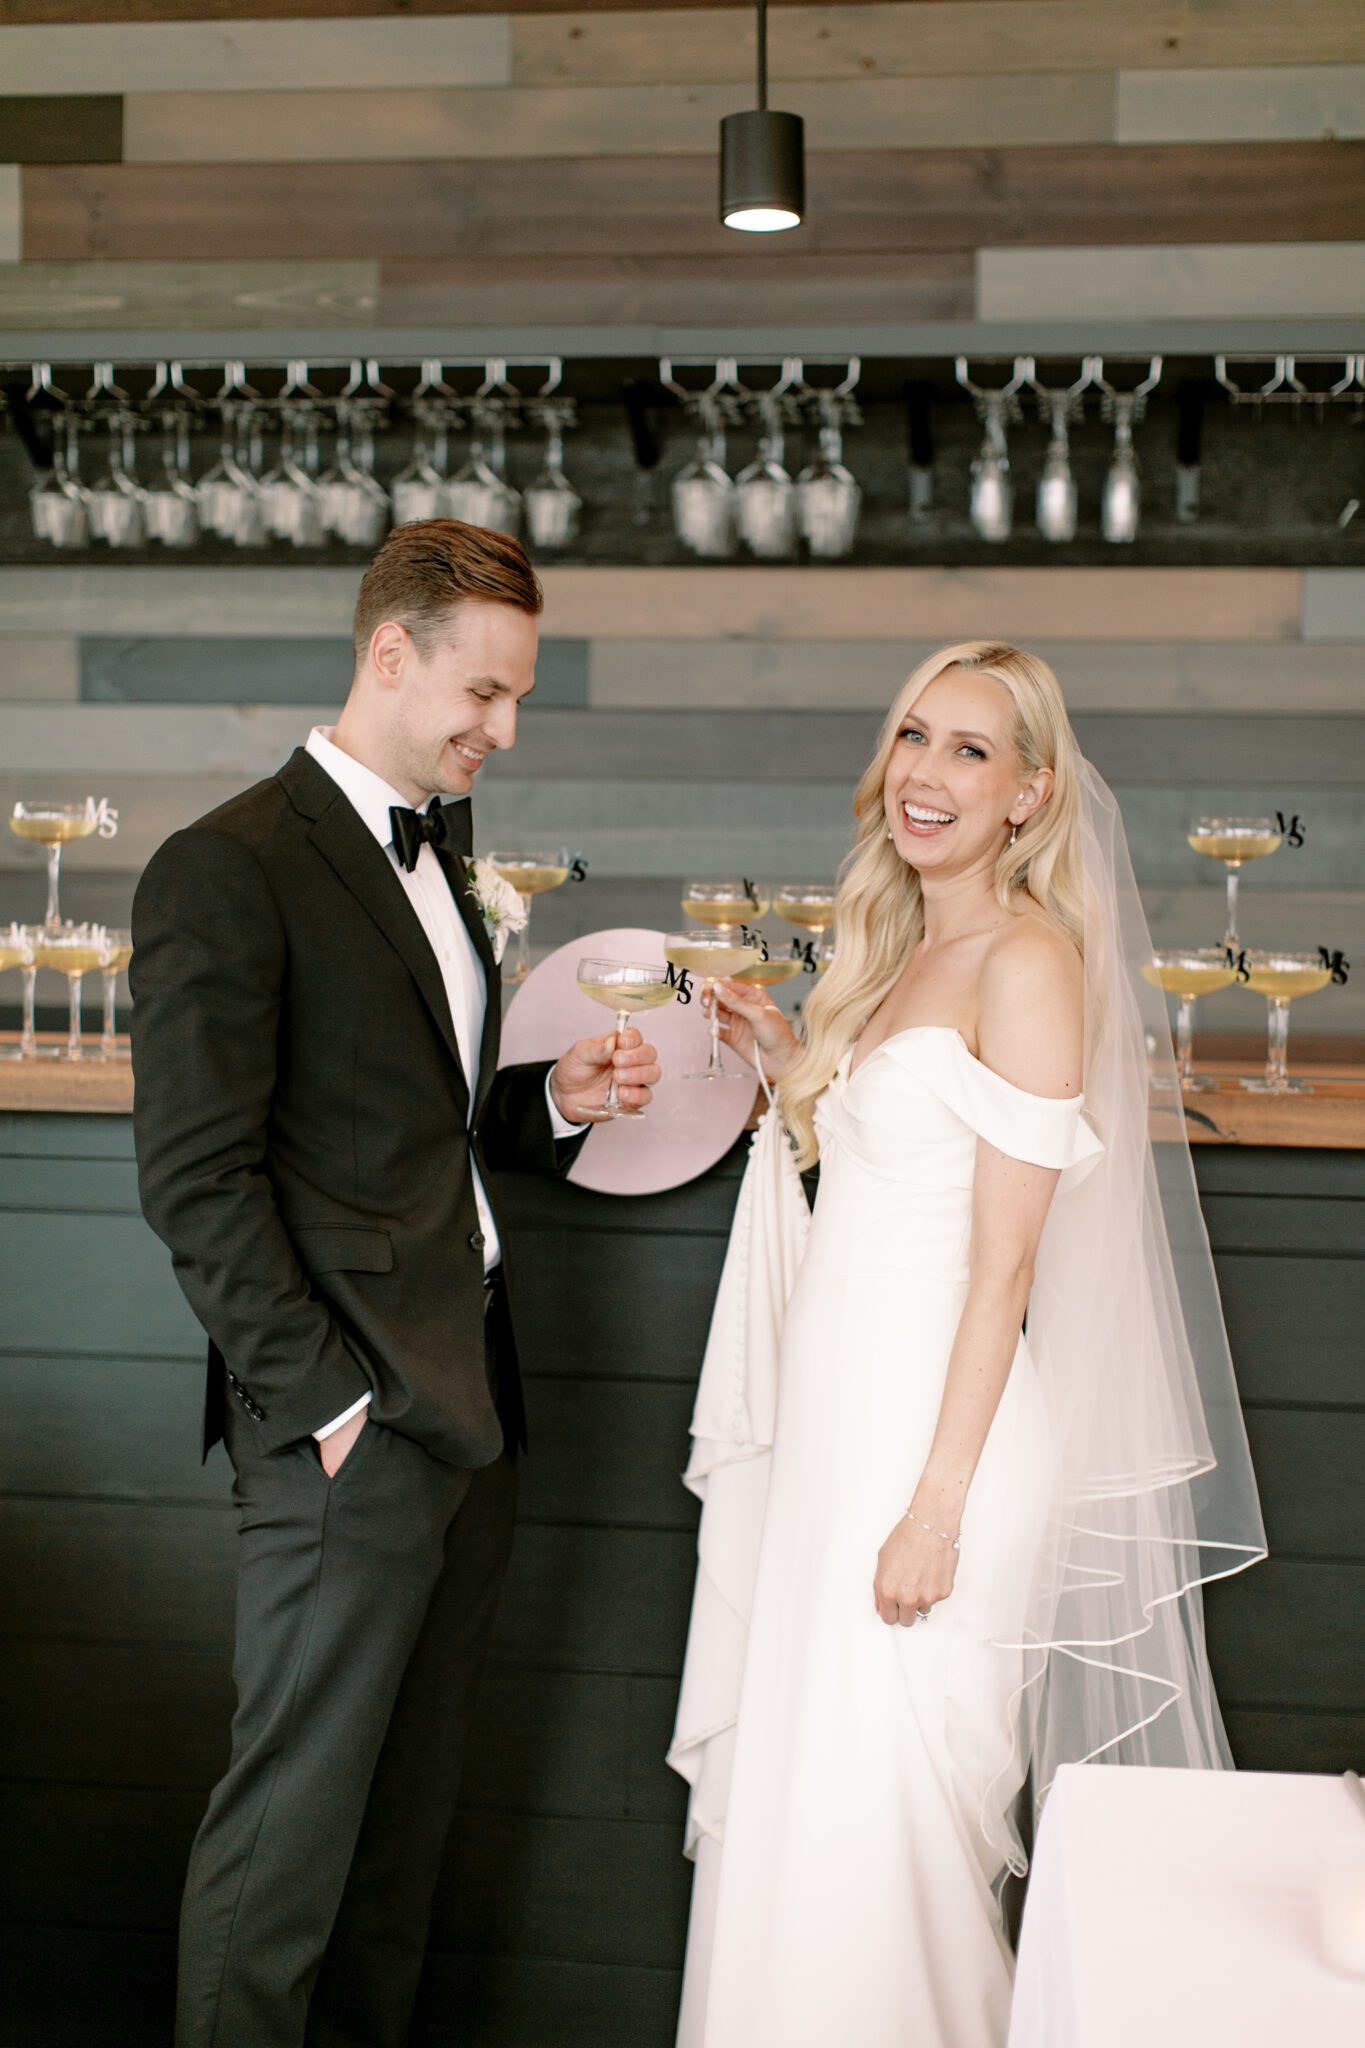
left=304, top=725, right=578, bottom=1438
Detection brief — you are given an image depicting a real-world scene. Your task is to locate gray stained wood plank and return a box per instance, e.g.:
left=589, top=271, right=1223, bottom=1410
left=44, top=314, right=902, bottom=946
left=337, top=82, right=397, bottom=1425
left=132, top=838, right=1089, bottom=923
left=0, top=94, right=122, bottom=162
left=22, top=142, right=1365, bottom=262
left=511, top=3, right=1365, bottom=87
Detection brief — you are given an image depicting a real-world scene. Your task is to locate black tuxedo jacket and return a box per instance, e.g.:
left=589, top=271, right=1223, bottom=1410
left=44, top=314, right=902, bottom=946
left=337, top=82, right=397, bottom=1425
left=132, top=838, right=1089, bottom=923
left=130, top=746, right=585, bottom=1467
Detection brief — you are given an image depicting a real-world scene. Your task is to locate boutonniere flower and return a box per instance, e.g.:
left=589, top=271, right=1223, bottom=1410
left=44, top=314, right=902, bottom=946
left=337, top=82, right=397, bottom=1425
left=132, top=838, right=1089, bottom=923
left=465, top=857, right=528, bottom=965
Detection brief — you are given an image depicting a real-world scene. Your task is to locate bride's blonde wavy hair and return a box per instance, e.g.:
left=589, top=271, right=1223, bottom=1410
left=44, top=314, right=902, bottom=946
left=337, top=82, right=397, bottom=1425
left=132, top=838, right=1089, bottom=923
left=778, top=641, right=1090, bottom=1168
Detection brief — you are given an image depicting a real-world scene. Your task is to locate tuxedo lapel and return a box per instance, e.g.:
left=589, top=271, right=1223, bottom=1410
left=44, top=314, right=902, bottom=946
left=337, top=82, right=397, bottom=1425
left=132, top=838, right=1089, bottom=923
left=435, top=834, right=501, bottom=1119
left=277, top=750, right=472, bottom=1115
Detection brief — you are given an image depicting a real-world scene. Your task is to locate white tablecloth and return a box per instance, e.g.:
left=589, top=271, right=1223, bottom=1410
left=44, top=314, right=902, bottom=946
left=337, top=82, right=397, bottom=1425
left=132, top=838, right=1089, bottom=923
left=1008, top=1764, right=1365, bottom=2048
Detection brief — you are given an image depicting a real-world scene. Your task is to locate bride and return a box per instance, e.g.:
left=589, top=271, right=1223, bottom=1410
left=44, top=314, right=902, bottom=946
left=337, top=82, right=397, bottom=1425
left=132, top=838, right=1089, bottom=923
left=667, top=643, right=1265, bottom=2048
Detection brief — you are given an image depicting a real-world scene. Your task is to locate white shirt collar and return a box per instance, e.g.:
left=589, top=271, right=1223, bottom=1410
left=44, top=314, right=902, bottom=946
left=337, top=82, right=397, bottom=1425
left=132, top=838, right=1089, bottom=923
left=305, top=725, right=469, bottom=852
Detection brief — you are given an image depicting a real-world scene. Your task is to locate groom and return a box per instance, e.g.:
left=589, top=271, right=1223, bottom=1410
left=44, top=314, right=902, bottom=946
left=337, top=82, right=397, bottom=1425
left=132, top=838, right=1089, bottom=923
left=131, top=519, right=660, bottom=2048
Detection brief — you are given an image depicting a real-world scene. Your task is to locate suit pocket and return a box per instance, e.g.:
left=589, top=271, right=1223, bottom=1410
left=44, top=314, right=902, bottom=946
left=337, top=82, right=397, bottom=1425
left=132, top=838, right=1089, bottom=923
left=291, top=1224, right=394, bottom=1275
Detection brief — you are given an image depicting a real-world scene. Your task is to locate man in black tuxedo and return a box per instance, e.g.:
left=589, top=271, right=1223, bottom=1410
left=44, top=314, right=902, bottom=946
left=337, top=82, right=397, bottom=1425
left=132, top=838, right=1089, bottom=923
left=131, top=520, right=660, bottom=2048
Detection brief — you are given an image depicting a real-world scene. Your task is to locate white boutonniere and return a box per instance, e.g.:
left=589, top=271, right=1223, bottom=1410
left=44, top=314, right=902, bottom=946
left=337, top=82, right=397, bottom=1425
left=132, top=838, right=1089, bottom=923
left=465, top=857, right=528, bottom=965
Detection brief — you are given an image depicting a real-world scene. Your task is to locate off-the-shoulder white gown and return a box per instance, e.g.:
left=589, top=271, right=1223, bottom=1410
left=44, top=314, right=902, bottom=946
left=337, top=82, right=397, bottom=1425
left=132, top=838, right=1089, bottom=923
left=677, top=1027, right=1104, bottom=2048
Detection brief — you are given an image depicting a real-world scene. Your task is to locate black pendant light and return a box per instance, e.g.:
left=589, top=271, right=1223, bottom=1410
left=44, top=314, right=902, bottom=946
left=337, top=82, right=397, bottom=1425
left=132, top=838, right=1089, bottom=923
left=720, top=0, right=805, bottom=232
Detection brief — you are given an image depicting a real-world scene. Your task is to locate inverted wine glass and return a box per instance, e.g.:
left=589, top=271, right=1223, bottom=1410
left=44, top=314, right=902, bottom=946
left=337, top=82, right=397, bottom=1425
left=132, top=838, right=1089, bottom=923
left=575, top=958, right=675, bottom=1120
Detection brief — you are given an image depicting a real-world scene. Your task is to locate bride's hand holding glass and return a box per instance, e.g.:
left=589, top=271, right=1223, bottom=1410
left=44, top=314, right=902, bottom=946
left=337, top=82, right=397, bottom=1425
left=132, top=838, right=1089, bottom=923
left=703, top=976, right=802, bottom=1077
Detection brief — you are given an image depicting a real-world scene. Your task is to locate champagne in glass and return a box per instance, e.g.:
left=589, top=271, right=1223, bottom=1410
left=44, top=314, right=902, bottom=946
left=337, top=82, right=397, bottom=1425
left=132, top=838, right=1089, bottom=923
left=1238, top=951, right=1333, bottom=1094
left=10, top=800, right=99, bottom=932
left=774, top=882, right=838, bottom=934
left=575, top=958, right=675, bottom=1120
left=736, top=954, right=802, bottom=990
left=0, top=922, right=37, bottom=1061
left=1187, top=816, right=1282, bottom=955
left=664, top=929, right=757, bottom=1081
left=680, top=880, right=771, bottom=929
left=1139, top=948, right=1237, bottom=1091
left=98, top=927, right=133, bottom=1061
left=33, top=923, right=107, bottom=1061
left=488, top=849, right=571, bottom=986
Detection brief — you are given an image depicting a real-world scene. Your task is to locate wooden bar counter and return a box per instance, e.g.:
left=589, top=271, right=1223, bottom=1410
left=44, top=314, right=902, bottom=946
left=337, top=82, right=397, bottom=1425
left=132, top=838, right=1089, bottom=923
left=1, top=1037, right=1362, bottom=2046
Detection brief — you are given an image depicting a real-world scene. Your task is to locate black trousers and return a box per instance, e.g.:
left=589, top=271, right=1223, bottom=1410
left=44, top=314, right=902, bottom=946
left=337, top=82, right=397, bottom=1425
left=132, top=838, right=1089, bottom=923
left=176, top=1282, right=520, bottom=2048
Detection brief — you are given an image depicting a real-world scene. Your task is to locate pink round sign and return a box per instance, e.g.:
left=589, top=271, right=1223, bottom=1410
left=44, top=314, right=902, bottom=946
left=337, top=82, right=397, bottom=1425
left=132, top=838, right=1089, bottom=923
left=500, top=927, right=760, bottom=1196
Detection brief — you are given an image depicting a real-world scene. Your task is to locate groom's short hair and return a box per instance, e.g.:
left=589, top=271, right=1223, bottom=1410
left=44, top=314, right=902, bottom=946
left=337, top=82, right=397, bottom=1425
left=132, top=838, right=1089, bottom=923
left=353, top=519, right=544, bottom=665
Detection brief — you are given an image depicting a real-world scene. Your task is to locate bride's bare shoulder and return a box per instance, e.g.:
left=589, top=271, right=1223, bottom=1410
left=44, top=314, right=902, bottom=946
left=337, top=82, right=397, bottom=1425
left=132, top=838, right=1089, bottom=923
left=975, top=914, right=1084, bottom=1095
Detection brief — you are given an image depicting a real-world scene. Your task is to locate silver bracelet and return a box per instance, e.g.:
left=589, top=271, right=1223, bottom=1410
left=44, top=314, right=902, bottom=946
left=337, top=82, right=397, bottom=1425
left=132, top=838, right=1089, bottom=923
left=905, top=1509, right=960, bottom=1551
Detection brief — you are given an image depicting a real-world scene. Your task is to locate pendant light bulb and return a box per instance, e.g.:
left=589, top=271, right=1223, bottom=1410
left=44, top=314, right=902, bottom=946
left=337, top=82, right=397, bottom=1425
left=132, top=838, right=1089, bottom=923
left=720, top=0, right=805, bottom=232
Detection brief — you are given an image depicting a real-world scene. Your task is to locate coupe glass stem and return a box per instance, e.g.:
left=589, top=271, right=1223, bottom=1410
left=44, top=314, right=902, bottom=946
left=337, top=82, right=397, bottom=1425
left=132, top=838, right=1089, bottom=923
left=64, top=971, right=83, bottom=1060
left=45, top=844, right=62, bottom=931
left=20, top=965, right=37, bottom=1058
left=100, top=969, right=118, bottom=1058
left=1266, top=997, right=1290, bottom=1091
left=506, top=896, right=532, bottom=984
left=602, top=1007, right=629, bottom=1114
left=1222, top=866, right=1240, bottom=956
left=1175, top=996, right=1195, bottom=1086
left=704, top=976, right=728, bottom=1079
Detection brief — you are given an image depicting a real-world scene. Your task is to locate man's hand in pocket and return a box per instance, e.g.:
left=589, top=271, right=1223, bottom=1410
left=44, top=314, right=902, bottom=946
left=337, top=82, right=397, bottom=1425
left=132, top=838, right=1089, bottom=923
left=320, top=1408, right=367, bottom=1478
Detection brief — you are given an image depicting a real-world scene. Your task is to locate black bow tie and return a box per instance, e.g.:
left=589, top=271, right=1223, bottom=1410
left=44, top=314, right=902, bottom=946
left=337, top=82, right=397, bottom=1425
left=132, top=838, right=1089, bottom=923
left=389, top=801, right=472, bottom=873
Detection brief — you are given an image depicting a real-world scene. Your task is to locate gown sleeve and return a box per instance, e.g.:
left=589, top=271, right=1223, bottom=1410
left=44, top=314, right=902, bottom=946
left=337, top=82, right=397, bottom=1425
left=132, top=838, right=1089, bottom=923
left=882, top=1030, right=1106, bottom=1194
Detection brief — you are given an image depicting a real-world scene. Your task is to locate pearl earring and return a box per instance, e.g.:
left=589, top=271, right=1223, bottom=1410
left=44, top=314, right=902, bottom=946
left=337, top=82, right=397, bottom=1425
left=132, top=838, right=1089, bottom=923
left=1008, top=824, right=1018, bottom=846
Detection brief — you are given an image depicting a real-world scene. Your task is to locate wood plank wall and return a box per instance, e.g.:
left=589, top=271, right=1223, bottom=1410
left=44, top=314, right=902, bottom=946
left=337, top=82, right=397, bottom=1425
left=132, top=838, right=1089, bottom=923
left=0, top=1, right=1363, bottom=329
left=2, top=564, right=1362, bottom=1044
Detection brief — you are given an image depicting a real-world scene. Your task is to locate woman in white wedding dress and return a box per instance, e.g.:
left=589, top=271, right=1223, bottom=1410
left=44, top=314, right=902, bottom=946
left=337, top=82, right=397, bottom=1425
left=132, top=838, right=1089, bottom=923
left=667, top=643, right=1265, bottom=2048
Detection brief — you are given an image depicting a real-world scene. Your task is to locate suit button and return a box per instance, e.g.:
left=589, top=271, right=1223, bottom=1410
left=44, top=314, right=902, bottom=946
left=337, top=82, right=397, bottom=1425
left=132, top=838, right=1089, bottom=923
left=469, top=1230, right=486, bottom=1251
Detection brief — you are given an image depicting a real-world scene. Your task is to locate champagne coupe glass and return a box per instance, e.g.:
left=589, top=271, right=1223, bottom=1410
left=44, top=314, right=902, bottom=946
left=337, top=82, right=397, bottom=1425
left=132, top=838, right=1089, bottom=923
left=10, top=800, right=98, bottom=932
left=735, top=950, right=802, bottom=993
left=1238, top=950, right=1333, bottom=1094
left=679, top=879, right=771, bottom=930
left=575, top=958, right=676, bottom=1119
left=0, top=923, right=37, bottom=1061
left=1139, top=947, right=1237, bottom=1091
left=33, top=922, right=107, bottom=1062
left=486, top=850, right=571, bottom=985
left=664, top=928, right=759, bottom=1081
left=97, top=927, right=133, bottom=1061
left=774, top=882, right=837, bottom=937
left=1188, top=816, right=1282, bottom=956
